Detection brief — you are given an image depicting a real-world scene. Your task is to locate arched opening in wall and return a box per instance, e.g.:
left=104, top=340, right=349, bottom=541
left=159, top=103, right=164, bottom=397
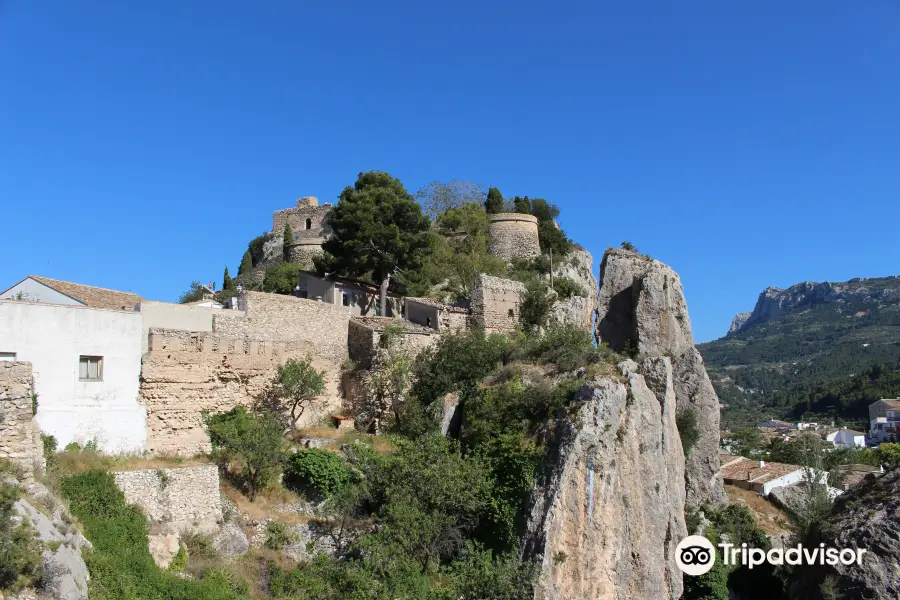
left=305, top=218, right=312, bottom=230
left=507, top=309, right=514, bottom=319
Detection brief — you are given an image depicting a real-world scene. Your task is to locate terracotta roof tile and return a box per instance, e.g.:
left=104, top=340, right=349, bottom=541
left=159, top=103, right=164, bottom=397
left=721, top=458, right=802, bottom=485
left=30, top=276, right=141, bottom=311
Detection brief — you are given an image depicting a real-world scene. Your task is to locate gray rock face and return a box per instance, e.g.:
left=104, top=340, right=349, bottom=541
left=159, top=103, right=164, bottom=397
left=547, top=248, right=598, bottom=333
left=522, top=360, right=687, bottom=600
left=728, top=311, right=751, bottom=334
left=595, top=248, right=725, bottom=507
left=789, top=468, right=900, bottom=600
left=211, top=522, right=250, bottom=559
left=13, top=497, right=91, bottom=600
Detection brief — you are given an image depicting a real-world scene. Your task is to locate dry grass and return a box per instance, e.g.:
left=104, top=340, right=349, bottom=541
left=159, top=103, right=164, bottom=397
left=291, top=428, right=394, bottom=454
left=54, top=450, right=212, bottom=476
left=220, top=478, right=312, bottom=526
left=725, top=484, right=794, bottom=537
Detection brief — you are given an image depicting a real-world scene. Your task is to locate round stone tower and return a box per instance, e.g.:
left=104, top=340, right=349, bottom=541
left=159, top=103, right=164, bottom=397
left=487, top=213, right=541, bottom=261
left=287, top=238, right=326, bottom=270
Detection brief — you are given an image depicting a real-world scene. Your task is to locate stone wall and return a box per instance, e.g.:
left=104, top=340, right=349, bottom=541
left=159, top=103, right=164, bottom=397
left=0, top=361, right=43, bottom=480
left=487, top=213, right=540, bottom=260
left=471, top=274, right=526, bottom=333
left=272, top=197, right=333, bottom=240
left=140, top=329, right=342, bottom=454
left=113, top=464, right=222, bottom=534
left=287, top=238, right=326, bottom=270
left=348, top=317, right=436, bottom=369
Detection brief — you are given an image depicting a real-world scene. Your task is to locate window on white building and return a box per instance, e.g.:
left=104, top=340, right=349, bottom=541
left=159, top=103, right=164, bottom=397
left=0, top=352, right=16, bottom=361
left=78, top=356, right=103, bottom=381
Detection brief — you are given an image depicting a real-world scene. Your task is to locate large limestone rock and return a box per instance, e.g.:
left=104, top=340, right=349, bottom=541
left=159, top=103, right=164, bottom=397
left=789, top=468, right=900, bottom=600
left=548, top=247, right=598, bottom=333
left=522, top=359, right=687, bottom=600
left=595, top=248, right=725, bottom=507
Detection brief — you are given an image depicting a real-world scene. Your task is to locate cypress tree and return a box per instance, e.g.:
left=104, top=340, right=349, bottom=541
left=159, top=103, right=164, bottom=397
left=283, top=223, right=294, bottom=262
left=238, top=250, right=253, bottom=276
left=484, top=187, right=504, bottom=214
left=222, top=267, right=234, bottom=291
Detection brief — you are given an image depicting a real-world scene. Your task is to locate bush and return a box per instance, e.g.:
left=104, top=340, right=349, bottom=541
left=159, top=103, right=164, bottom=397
left=552, top=276, right=585, bottom=300
left=519, top=281, right=555, bottom=330
left=178, top=281, right=207, bottom=304
left=264, top=521, right=297, bottom=550
left=283, top=449, right=356, bottom=499
left=518, top=325, right=597, bottom=372
left=0, top=478, right=42, bottom=593
left=61, top=469, right=251, bottom=600
left=676, top=408, right=700, bottom=457
left=204, top=407, right=285, bottom=501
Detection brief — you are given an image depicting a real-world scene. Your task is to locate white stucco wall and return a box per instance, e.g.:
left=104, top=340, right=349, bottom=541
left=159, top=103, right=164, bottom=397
left=136, top=300, right=219, bottom=354
left=0, top=300, right=145, bottom=452
left=833, top=431, right=866, bottom=448
left=759, top=469, right=828, bottom=495
left=0, top=278, right=83, bottom=306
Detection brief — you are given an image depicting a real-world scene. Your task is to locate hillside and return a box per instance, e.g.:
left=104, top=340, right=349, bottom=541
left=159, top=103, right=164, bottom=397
left=698, top=276, right=900, bottom=429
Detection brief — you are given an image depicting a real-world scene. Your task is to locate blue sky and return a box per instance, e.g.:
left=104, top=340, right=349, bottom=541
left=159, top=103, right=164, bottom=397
left=2, top=1, right=899, bottom=342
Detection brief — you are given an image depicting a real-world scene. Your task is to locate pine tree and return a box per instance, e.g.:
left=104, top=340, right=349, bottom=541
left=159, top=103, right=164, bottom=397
left=484, top=187, right=504, bottom=214
left=283, top=223, right=294, bottom=262
left=238, top=250, right=253, bottom=276
left=222, top=267, right=234, bottom=291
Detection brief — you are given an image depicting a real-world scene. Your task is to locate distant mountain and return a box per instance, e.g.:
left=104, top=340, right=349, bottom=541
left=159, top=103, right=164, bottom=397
left=698, top=276, right=900, bottom=429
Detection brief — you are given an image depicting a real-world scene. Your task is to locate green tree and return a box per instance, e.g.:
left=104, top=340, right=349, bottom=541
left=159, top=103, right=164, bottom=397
left=876, top=442, right=900, bottom=468
left=262, top=262, right=301, bottom=294
left=513, top=196, right=531, bottom=214
left=204, top=406, right=285, bottom=501
left=520, top=281, right=556, bottom=330
left=283, top=223, right=294, bottom=262
left=222, top=266, right=235, bottom=292
left=238, top=250, right=253, bottom=276
left=484, top=187, right=504, bottom=214
left=247, top=233, right=269, bottom=267
left=321, top=171, right=431, bottom=316
left=178, top=281, right=206, bottom=304
left=258, top=357, right=325, bottom=431
left=620, top=241, right=637, bottom=252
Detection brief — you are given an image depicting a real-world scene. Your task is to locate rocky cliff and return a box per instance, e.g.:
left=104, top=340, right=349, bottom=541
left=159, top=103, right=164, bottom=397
left=594, top=248, right=725, bottom=507
left=548, top=247, right=597, bottom=333
left=728, top=311, right=751, bottom=333
left=789, top=467, right=900, bottom=600
left=522, top=358, right=687, bottom=600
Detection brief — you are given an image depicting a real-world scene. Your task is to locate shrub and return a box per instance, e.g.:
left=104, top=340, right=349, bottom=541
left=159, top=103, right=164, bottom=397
left=168, top=547, right=187, bottom=573
left=204, top=406, right=285, bottom=501
left=519, top=281, right=555, bottom=330
left=552, top=276, right=585, bottom=300
left=676, top=408, right=700, bottom=457
left=283, top=449, right=355, bottom=499
left=0, top=478, right=42, bottom=592
left=484, top=187, right=504, bottom=214
left=620, top=241, right=637, bottom=252
left=178, top=281, right=207, bottom=304
left=263, top=262, right=302, bottom=294
left=264, top=521, right=297, bottom=550
left=259, top=357, right=325, bottom=431
left=518, top=325, right=597, bottom=371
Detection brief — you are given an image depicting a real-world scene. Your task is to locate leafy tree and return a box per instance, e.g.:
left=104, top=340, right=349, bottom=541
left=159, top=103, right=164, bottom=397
left=238, top=250, right=253, bottom=276
left=178, top=280, right=206, bottom=304
left=283, top=448, right=356, bottom=498
left=222, top=267, right=235, bottom=292
left=726, top=427, right=764, bottom=457
left=262, top=262, right=301, bottom=294
left=204, top=406, right=285, bottom=501
left=415, top=179, right=485, bottom=221
left=247, top=232, right=269, bottom=267
left=519, top=281, right=556, bottom=330
left=321, top=171, right=431, bottom=316
left=877, top=442, right=900, bottom=468
left=620, top=241, right=637, bottom=252
left=283, top=223, right=294, bottom=262
left=552, top=276, right=585, bottom=300
left=484, top=186, right=504, bottom=214
left=512, top=196, right=531, bottom=214
left=258, top=357, right=325, bottom=431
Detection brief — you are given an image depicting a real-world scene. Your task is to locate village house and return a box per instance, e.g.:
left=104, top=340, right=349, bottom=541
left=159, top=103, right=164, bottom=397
left=826, top=427, right=867, bottom=449
left=719, top=455, right=828, bottom=496
left=869, top=398, right=900, bottom=443
left=296, top=271, right=401, bottom=317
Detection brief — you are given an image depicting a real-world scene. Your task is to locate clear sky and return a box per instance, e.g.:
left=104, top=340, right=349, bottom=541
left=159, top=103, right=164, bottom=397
left=2, top=1, right=898, bottom=342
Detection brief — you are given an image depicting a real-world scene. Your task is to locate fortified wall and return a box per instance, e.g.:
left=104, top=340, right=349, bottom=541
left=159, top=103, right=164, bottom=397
left=471, top=274, right=526, bottom=333
left=140, top=292, right=351, bottom=454
left=488, top=213, right=541, bottom=261
left=0, top=361, right=43, bottom=480
left=272, top=197, right=332, bottom=239
left=113, top=464, right=222, bottom=534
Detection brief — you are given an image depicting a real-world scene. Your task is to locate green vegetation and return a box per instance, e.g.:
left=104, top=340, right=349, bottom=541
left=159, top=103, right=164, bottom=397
left=61, top=469, right=251, bottom=600
left=282, top=223, right=294, bottom=262
left=415, top=179, right=484, bottom=221
left=238, top=250, right=253, bottom=276
left=676, top=408, right=700, bottom=457
left=283, top=448, right=356, bottom=498
left=258, top=357, right=325, bottom=431
left=551, top=276, right=585, bottom=300
left=247, top=232, right=270, bottom=267
left=321, top=171, right=431, bottom=316
left=177, top=280, right=206, bottom=304
left=484, top=186, right=504, bottom=214
left=519, top=281, right=555, bottom=330
left=0, top=461, right=42, bottom=593
left=262, top=261, right=302, bottom=294
left=204, top=406, right=285, bottom=501
left=221, top=267, right=234, bottom=292
left=699, top=275, right=900, bottom=429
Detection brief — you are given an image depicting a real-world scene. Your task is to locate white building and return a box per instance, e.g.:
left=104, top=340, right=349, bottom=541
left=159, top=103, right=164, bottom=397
left=0, top=299, right=146, bottom=452
left=720, top=456, right=828, bottom=496
left=0, top=275, right=142, bottom=311
left=826, top=428, right=867, bottom=449
left=869, top=398, right=900, bottom=444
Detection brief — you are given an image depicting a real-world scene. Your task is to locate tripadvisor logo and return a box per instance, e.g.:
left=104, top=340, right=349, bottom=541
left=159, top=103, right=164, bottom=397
left=675, top=535, right=868, bottom=576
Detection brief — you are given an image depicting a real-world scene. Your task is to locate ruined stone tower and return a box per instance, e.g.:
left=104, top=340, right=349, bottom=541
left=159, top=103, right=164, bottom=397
left=487, top=213, right=541, bottom=261
left=264, top=197, right=332, bottom=266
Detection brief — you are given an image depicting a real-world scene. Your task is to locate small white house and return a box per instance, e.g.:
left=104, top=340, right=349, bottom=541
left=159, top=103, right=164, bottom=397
left=0, top=299, right=146, bottom=452
left=826, top=428, right=867, bottom=449
left=721, top=457, right=828, bottom=496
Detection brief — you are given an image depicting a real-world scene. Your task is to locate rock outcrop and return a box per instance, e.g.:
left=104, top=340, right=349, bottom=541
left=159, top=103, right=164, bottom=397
left=522, top=358, right=687, bottom=600
left=595, top=248, right=725, bottom=507
left=728, top=311, right=751, bottom=334
left=789, top=467, right=900, bottom=600
left=548, top=247, right=598, bottom=333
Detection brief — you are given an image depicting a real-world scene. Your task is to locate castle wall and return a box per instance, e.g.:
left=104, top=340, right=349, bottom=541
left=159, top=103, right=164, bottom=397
left=113, top=464, right=222, bottom=534
left=488, top=213, right=541, bottom=261
left=140, top=329, right=342, bottom=454
left=0, top=361, right=44, bottom=480
left=288, top=239, right=325, bottom=270
left=272, top=197, right=333, bottom=240
left=136, top=300, right=242, bottom=354
left=471, top=274, right=526, bottom=333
